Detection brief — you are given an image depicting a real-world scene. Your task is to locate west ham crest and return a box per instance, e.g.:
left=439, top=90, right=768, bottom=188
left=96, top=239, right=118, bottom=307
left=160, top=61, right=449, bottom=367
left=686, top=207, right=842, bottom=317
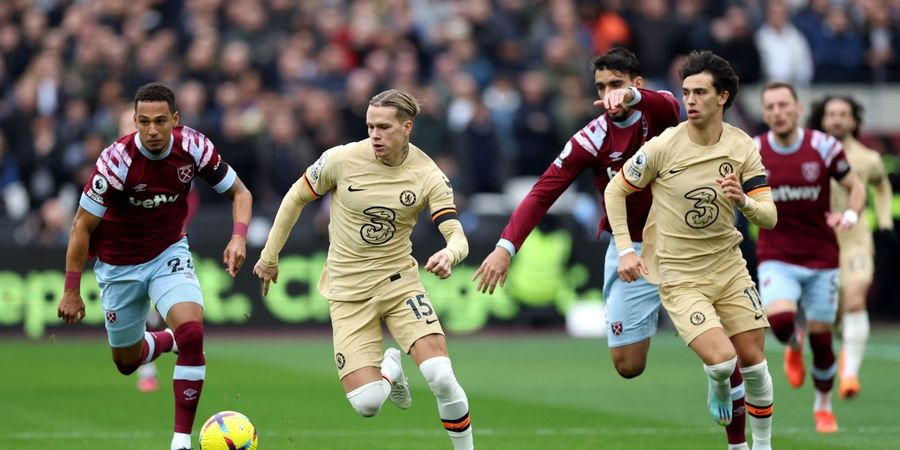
left=611, top=321, right=623, bottom=336
left=105, top=309, right=117, bottom=324
left=801, top=161, right=820, bottom=182
left=177, top=164, right=194, bottom=183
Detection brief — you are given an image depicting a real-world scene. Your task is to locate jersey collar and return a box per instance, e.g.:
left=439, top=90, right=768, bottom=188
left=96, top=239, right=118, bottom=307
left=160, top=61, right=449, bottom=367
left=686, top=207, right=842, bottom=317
left=610, top=110, right=643, bottom=129
left=767, top=128, right=804, bottom=155
left=135, top=133, right=174, bottom=160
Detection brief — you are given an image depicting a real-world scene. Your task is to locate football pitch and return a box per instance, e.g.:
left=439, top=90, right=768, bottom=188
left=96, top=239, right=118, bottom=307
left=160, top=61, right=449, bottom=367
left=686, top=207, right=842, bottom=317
left=4, top=329, right=899, bottom=450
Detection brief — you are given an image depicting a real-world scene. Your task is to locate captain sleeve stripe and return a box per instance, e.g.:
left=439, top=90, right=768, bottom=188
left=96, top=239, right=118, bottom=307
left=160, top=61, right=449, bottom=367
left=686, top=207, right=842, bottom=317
left=741, top=175, right=769, bottom=193
left=833, top=166, right=851, bottom=181
left=431, top=208, right=458, bottom=225
left=619, top=172, right=643, bottom=192
left=746, top=186, right=771, bottom=197
left=211, top=166, right=237, bottom=193
left=303, top=174, right=322, bottom=198
left=79, top=192, right=107, bottom=218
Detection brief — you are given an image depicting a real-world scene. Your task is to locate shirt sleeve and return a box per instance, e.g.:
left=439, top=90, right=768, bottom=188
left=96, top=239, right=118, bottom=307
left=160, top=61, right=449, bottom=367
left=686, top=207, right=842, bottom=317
left=427, top=170, right=459, bottom=226
left=741, top=143, right=770, bottom=195
left=79, top=142, right=129, bottom=218
left=632, top=89, right=681, bottom=126
left=811, top=132, right=851, bottom=181
left=181, top=126, right=235, bottom=193
left=498, top=139, right=590, bottom=255
left=304, top=147, right=341, bottom=198
left=619, top=140, right=661, bottom=191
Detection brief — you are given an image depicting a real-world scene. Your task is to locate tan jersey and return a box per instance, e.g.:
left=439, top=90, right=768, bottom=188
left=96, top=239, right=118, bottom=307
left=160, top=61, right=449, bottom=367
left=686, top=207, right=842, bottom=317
left=831, top=137, right=891, bottom=241
left=305, top=139, right=457, bottom=300
left=619, top=122, right=768, bottom=283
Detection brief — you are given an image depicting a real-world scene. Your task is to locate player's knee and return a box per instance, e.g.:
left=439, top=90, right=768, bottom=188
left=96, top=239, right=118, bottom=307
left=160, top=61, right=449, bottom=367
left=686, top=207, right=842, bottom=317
left=113, top=357, right=141, bottom=375
left=346, top=381, right=388, bottom=418
left=420, top=357, right=459, bottom=398
left=767, top=311, right=796, bottom=344
left=174, top=321, right=204, bottom=354
left=349, top=399, right=383, bottom=418
left=704, top=356, right=737, bottom=382
left=614, top=360, right=646, bottom=379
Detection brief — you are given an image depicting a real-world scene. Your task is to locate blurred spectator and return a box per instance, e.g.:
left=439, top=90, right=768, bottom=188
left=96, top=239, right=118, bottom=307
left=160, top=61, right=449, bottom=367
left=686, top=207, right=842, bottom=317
left=512, top=70, right=559, bottom=177
left=589, top=1, right=631, bottom=55
left=755, top=0, right=814, bottom=85
left=627, top=0, right=689, bottom=85
left=0, top=0, right=896, bottom=236
left=708, top=5, right=762, bottom=84
left=864, top=1, right=900, bottom=82
left=807, top=6, right=867, bottom=82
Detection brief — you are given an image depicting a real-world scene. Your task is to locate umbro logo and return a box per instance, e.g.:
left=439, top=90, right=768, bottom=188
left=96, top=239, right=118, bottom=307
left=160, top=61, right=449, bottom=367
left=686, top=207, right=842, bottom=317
left=348, top=185, right=366, bottom=192
left=183, top=388, right=198, bottom=400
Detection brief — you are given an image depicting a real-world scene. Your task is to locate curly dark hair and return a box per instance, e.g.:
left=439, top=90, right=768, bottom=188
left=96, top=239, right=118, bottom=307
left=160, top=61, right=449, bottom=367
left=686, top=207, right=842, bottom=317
left=806, top=95, right=864, bottom=139
left=592, top=47, right=641, bottom=78
left=678, top=51, right=739, bottom=111
left=134, top=82, right=176, bottom=113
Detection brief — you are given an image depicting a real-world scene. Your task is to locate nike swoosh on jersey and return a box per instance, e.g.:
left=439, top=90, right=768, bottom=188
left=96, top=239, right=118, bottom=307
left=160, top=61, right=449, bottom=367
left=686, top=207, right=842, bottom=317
left=425, top=318, right=439, bottom=325
left=348, top=185, right=366, bottom=192
left=668, top=168, right=686, bottom=175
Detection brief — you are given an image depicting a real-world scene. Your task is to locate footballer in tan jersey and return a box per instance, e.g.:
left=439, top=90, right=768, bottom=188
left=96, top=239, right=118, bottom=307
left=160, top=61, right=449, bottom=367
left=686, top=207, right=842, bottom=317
left=606, top=52, right=777, bottom=449
left=301, top=139, right=458, bottom=301
left=613, top=121, right=771, bottom=337
left=811, top=95, right=895, bottom=399
left=253, top=90, right=474, bottom=450
left=830, top=137, right=892, bottom=284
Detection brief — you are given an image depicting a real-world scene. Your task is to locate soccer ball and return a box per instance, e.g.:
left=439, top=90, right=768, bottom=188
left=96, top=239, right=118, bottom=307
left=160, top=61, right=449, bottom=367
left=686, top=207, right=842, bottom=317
left=199, top=411, right=259, bottom=450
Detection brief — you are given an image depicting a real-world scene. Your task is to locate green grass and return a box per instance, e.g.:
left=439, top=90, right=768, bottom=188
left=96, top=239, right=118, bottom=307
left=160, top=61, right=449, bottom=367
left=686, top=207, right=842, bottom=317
left=3, top=329, right=899, bottom=449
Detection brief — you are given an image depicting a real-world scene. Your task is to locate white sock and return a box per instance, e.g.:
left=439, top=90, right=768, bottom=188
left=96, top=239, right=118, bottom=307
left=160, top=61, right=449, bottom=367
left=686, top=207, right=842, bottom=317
left=740, top=360, right=773, bottom=449
left=420, top=357, right=473, bottom=450
left=704, top=357, right=736, bottom=402
left=814, top=389, right=832, bottom=412
left=841, top=311, right=869, bottom=378
left=728, top=443, right=750, bottom=450
left=137, top=362, right=157, bottom=380
left=170, top=432, right=191, bottom=450
left=346, top=380, right=390, bottom=417
left=381, top=357, right=402, bottom=383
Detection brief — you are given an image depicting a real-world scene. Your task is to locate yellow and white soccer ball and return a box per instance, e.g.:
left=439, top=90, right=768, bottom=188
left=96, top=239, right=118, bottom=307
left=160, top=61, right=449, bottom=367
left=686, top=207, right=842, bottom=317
left=199, top=411, right=258, bottom=450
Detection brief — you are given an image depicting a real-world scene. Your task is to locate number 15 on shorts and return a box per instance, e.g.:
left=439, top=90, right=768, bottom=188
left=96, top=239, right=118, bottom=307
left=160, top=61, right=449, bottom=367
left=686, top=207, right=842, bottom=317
left=406, top=294, right=438, bottom=324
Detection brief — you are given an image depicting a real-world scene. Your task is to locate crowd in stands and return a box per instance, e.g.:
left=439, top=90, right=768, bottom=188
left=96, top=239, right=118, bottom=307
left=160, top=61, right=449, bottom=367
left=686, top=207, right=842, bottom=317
left=1, top=0, right=899, bottom=245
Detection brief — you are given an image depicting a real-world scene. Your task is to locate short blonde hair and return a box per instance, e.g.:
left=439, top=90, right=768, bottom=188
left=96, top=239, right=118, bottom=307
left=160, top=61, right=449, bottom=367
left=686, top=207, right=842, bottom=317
left=369, top=89, right=420, bottom=121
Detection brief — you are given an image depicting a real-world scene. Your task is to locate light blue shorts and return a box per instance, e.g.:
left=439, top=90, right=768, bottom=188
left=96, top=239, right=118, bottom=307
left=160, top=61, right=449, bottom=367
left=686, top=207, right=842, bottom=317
left=603, top=239, right=661, bottom=347
left=757, top=260, right=839, bottom=323
left=94, top=237, right=203, bottom=348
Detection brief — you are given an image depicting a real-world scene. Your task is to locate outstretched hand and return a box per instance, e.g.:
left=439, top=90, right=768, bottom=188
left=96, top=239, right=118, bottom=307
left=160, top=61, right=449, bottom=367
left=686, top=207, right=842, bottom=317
left=593, top=87, right=635, bottom=116
left=472, top=247, right=511, bottom=294
left=252, top=259, right=279, bottom=296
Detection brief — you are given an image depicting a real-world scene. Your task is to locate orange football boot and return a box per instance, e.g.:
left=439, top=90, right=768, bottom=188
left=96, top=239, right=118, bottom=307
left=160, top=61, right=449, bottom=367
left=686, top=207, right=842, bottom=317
left=839, top=375, right=860, bottom=399
left=784, top=328, right=805, bottom=388
left=814, top=410, right=839, bottom=433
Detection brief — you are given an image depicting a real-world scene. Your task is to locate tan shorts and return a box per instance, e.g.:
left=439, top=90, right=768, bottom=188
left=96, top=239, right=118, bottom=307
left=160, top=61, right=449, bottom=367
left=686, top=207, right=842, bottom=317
left=659, top=265, right=768, bottom=345
left=330, top=266, right=444, bottom=379
left=838, top=233, right=874, bottom=287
